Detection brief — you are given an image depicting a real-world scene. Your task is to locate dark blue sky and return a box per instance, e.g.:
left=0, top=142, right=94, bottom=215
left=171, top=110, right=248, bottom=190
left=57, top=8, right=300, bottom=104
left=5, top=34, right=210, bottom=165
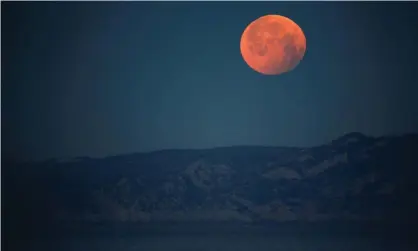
left=2, top=2, right=418, bottom=161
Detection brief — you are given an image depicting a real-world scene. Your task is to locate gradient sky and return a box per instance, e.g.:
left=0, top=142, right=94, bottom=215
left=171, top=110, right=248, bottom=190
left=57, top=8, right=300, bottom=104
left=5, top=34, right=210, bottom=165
left=2, top=2, right=418, bottom=161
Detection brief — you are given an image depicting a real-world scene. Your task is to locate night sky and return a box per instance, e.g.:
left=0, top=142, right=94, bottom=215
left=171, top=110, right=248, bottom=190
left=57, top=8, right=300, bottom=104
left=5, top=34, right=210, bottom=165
left=2, top=2, right=418, bottom=161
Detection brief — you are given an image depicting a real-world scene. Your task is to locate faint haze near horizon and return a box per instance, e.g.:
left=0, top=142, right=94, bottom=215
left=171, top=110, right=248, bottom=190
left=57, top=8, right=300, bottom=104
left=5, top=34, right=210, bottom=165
left=2, top=2, right=418, bottom=161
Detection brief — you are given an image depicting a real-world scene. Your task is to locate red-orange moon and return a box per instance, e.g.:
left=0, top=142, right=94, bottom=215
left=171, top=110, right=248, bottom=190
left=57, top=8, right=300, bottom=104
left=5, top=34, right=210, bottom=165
left=240, top=15, right=307, bottom=75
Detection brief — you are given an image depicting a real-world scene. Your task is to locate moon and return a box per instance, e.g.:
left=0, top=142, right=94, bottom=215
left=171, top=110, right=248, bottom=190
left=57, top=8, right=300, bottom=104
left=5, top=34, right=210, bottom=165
left=240, top=15, right=307, bottom=75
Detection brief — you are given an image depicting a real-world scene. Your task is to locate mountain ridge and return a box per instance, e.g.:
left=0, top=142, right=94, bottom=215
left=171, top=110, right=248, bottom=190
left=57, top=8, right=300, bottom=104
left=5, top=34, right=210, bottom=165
left=3, top=132, right=418, bottom=235
left=8, top=132, right=400, bottom=164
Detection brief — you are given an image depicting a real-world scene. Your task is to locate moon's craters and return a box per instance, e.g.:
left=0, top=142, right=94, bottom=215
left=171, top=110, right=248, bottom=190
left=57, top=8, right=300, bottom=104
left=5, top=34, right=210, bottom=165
left=249, top=43, right=269, bottom=56
left=240, top=15, right=306, bottom=75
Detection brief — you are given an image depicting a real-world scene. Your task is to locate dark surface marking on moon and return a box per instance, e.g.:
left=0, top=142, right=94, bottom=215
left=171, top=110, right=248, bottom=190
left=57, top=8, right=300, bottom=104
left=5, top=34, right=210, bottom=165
left=283, top=43, right=300, bottom=70
left=281, top=34, right=301, bottom=70
left=256, top=44, right=269, bottom=56
left=249, top=42, right=269, bottom=56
